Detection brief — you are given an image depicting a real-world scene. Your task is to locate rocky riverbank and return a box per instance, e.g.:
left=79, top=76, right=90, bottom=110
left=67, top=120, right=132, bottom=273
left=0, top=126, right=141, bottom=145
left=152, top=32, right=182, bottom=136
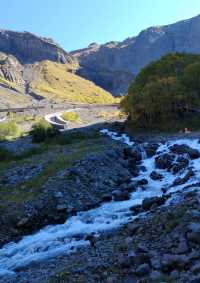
left=1, top=129, right=200, bottom=282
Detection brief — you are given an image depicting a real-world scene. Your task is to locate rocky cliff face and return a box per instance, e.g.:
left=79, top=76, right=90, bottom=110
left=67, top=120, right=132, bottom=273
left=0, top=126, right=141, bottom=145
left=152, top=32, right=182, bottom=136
left=0, top=30, right=74, bottom=64
left=0, top=52, right=24, bottom=86
left=71, top=14, right=200, bottom=96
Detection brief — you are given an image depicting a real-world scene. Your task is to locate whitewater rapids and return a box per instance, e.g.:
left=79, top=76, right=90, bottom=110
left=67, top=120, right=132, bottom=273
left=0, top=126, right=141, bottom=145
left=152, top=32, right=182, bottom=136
left=0, top=129, right=200, bottom=277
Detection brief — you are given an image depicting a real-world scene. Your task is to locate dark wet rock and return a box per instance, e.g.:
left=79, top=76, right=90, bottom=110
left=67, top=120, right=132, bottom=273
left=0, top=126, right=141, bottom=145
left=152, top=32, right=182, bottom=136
left=127, top=223, right=140, bottom=235
left=123, top=146, right=142, bottom=161
left=16, top=217, right=30, bottom=228
left=144, top=143, right=160, bottom=157
left=102, top=194, right=112, bottom=202
left=150, top=171, right=163, bottom=181
left=173, top=169, right=194, bottom=186
left=170, top=144, right=200, bottom=159
left=129, top=204, right=142, bottom=215
left=155, top=153, right=175, bottom=170
left=112, top=189, right=130, bottom=201
left=137, top=179, right=148, bottom=186
left=171, top=156, right=189, bottom=174
left=125, top=182, right=137, bottom=193
left=135, top=263, right=150, bottom=276
left=142, top=196, right=166, bottom=211
left=56, top=204, right=67, bottom=212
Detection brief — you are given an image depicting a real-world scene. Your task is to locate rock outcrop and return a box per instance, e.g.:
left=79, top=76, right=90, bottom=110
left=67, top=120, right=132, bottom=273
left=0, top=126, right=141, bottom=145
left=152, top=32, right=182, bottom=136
left=0, top=29, right=74, bottom=64
left=71, top=14, right=200, bottom=96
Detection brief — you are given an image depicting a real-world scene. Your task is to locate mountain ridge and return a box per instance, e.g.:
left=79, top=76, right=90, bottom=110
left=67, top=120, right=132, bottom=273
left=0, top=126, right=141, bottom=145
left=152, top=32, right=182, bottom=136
left=71, top=14, right=200, bottom=96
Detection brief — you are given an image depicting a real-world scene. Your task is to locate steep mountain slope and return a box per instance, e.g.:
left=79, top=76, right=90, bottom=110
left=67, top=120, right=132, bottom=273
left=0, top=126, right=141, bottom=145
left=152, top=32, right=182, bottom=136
left=0, top=29, right=74, bottom=64
left=71, top=14, right=200, bottom=96
left=28, top=60, right=116, bottom=104
left=0, top=34, right=115, bottom=106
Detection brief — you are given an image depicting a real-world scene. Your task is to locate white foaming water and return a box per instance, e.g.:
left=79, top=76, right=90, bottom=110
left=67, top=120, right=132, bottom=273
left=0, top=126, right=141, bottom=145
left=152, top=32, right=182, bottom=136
left=0, top=130, right=200, bottom=276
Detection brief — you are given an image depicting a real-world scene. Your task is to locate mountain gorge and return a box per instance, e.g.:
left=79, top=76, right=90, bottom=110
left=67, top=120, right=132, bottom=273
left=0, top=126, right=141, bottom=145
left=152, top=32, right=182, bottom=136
left=1, top=14, right=200, bottom=106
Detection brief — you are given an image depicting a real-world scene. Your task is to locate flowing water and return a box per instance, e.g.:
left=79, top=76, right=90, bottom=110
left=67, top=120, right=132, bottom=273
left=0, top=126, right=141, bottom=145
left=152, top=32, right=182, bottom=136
left=0, top=129, right=200, bottom=277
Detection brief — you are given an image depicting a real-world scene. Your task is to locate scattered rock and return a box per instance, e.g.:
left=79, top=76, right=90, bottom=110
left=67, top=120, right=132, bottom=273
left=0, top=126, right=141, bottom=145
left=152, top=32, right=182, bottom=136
left=155, top=153, right=175, bottom=170
left=112, top=189, right=130, bottom=201
left=150, top=171, right=163, bottom=181
left=170, top=144, right=200, bottom=159
left=137, top=179, right=148, bottom=186
left=161, top=254, right=189, bottom=271
left=135, top=263, right=150, bottom=276
left=142, top=196, right=165, bottom=211
left=173, top=169, right=194, bottom=186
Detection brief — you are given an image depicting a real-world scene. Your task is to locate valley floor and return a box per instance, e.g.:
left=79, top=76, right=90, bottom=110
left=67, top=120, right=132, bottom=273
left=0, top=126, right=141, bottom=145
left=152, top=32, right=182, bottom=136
left=0, top=109, right=200, bottom=282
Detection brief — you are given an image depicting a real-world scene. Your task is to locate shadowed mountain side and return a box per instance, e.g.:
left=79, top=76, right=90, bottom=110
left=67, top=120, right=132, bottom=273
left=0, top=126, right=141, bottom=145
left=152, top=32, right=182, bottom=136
left=71, top=14, right=200, bottom=95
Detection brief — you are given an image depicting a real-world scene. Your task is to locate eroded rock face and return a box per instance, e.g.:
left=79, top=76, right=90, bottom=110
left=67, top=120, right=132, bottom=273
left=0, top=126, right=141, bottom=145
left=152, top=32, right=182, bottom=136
left=0, top=30, right=74, bottom=64
left=0, top=52, right=24, bottom=86
left=71, top=15, right=200, bottom=95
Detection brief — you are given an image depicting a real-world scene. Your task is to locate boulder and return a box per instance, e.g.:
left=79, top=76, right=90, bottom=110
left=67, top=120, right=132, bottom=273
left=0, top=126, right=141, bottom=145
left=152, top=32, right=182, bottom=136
left=171, top=156, right=189, bottom=174
left=135, top=263, right=151, bottom=276
left=155, top=153, right=175, bottom=170
left=137, top=178, right=148, bottom=186
left=112, top=189, right=130, bottom=201
left=144, top=143, right=160, bottom=157
left=142, top=196, right=166, bottom=210
left=173, top=169, right=194, bottom=186
left=170, top=144, right=200, bottom=159
left=150, top=171, right=163, bottom=181
left=123, top=146, right=142, bottom=161
left=161, top=254, right=189, bottom=272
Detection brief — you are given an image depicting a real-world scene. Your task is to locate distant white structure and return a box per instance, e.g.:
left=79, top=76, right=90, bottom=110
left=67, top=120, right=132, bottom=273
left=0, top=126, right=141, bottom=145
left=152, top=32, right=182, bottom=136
left=0, top=116, right=6, bottom=123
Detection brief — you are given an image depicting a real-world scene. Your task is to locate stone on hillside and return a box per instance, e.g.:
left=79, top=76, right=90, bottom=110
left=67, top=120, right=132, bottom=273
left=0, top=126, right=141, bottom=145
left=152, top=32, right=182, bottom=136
left=161, top=254, right=189, bottom=271
left=135, top=263, right=151, bottom=276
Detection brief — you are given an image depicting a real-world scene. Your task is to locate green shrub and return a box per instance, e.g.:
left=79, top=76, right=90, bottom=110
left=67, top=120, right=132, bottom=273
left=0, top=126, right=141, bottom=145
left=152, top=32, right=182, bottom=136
left=121, top=53, right=200, bottom=131
left=0, top=121, right=20, bottom=141
left=0, top=147, right=13, bottom=161
left=31, top=119, right=58, bottom=143
left=61, top=111, right=81, bottom=122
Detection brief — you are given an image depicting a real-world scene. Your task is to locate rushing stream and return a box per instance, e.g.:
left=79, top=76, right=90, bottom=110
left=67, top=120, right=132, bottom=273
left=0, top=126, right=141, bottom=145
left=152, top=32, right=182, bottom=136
left=0, top=129, right=200, bottom=277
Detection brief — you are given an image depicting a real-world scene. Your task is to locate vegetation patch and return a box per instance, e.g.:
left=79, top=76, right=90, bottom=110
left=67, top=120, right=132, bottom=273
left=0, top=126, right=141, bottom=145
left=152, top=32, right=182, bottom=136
left=122, top=53, right=200, bottom=131
left=30, top=60, right=116, bottom=104
left=31, top=118, right=58, bottom=143
left=61, top=111, right=81, bottom=122
left=0, top=120, right=21, bottom=141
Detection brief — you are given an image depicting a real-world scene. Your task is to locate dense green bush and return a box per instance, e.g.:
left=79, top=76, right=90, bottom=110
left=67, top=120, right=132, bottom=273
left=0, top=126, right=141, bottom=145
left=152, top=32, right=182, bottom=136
left=0, top=120, right=20, bottom=141
left=31, top=119, right=58, bottom=143
left=121, top=53, right=200, bottom=131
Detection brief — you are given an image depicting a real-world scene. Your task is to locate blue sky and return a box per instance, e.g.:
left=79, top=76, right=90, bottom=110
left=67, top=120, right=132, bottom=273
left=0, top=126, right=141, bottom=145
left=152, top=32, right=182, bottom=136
left=0, top=0, right=199, bottom=51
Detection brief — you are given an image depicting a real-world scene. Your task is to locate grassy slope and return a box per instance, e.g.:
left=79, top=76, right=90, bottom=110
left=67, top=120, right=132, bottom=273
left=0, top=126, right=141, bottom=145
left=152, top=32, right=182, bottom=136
left=30, top=61, right=116, bottom=104
left=0, top=77, right=29, bottom=108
